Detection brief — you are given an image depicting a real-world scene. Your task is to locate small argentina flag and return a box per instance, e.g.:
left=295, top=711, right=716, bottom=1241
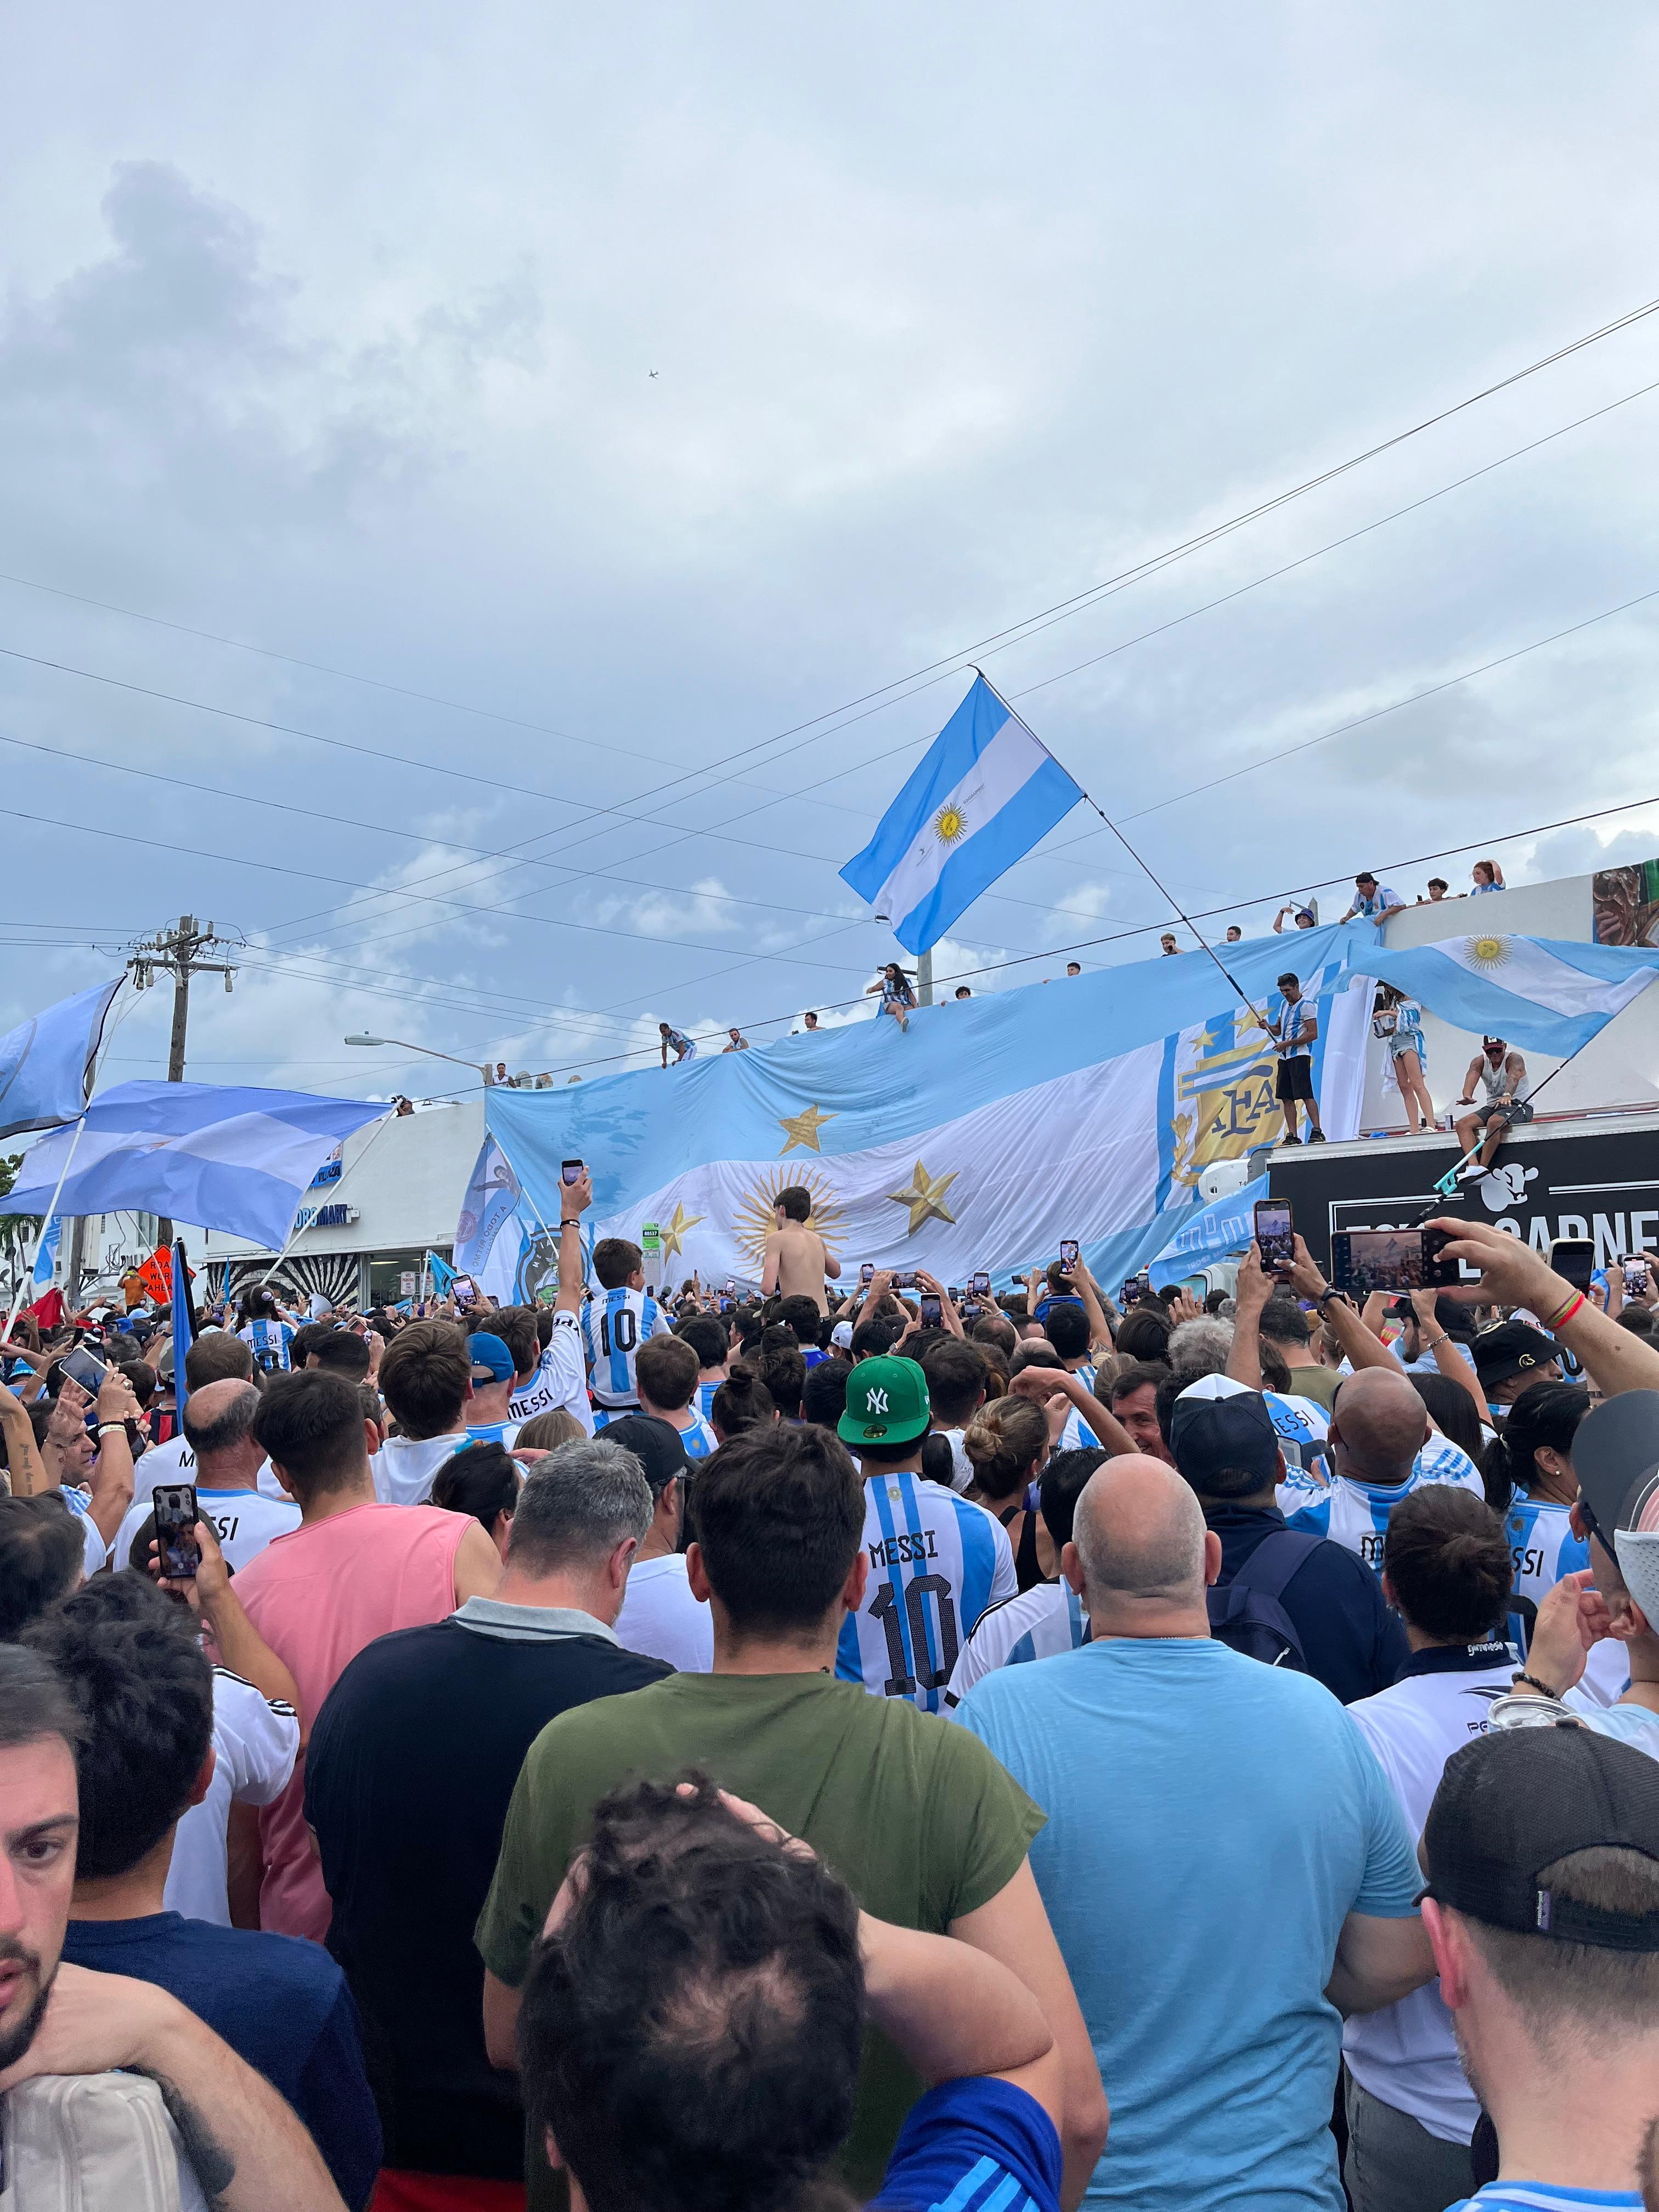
left=840, top=674, right=1084, bottom=955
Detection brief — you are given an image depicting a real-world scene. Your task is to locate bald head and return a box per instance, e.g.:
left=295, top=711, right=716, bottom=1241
left=1071, top=1455, right=1210, bottom=1620
left=1330, top=1367, right=1430, bottom=1485
left=180, top=1379, right=264, bottom=1476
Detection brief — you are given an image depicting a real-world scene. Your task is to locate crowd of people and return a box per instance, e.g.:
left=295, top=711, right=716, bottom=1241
left=3, top=1171, right=1658, bottom=2212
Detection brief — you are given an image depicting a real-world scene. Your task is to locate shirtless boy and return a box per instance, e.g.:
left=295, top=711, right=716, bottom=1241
left=759, top=1184, right=840, bottom=1312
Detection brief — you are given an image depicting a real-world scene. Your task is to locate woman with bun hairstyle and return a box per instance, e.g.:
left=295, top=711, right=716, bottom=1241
left=709, top=1362, right=778, bottom=1446
left=962, top=1394, right=1052, bottom=1590
left=1480, top=1378, right=1591, bottom=1611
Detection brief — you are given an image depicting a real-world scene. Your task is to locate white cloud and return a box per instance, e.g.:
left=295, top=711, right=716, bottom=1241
left=7, top=9, right=1659, bottom=1089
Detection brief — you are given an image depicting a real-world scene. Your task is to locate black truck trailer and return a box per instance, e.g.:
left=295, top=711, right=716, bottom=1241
left=1265, top=1108, right=1659, bottom=1279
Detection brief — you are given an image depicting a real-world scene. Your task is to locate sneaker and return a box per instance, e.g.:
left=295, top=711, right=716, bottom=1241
left=1279, top=1133, right=1302, bottom=1147
left=1307, top=1129, right=1327, bottom=1144
left=1457, top=1159, right=1487, bottom=1181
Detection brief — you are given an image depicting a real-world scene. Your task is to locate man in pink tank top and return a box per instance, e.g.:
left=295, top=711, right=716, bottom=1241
left=235, top=1370, right=502, bottom=1941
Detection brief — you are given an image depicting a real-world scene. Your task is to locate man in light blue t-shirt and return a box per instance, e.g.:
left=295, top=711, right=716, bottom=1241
left=957, top=1454, right=1431, bottom=2212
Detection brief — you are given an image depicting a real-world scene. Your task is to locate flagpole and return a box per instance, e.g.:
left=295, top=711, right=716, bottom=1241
left=0, top=973, right=134, bottom=1341
left=2, top=1114, right=90, bottom=1344
left=259, top=1108, right=400, bottom=1292
left=970, top=668, right=1279, bottom=1038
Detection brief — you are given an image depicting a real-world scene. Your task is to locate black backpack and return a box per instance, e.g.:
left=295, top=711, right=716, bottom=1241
left=1206, top=1530, right=1320, bottom=1672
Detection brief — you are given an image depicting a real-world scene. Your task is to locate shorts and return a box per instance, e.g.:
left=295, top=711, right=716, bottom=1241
left=1276, top=1056, right=1315, bottom=1103
left=1483, top=1099, right=1533, bottom=1128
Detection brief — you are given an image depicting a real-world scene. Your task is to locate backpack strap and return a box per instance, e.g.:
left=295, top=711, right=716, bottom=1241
left=1228, top=1529, right=1322, bottom=1604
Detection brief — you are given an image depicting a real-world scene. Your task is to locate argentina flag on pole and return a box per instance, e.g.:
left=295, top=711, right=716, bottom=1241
left=1361, top=934, right=1659, bottom=1056
left=840, top=675, right=1084, bottom=955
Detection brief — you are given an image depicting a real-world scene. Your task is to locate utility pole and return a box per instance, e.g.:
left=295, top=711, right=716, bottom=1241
left=129, top=916, right=238, bottom=1244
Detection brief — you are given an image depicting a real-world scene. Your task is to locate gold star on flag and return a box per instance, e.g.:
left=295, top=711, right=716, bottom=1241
left=777, top=1102, right=836, bottom=1155
left=657, top=1200, right=704, bottom=1263
left=885, top=1160, right=959, bottom=1237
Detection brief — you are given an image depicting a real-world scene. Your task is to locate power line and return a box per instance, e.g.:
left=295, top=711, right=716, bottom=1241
left=0, top=803, right=877, bottom=979
left=251, top=360, right=1659, bottom=963
left=6, top=285, right=1658, bottom=805
left=15, top=297, right=1659, bottom=970
left=0, top=721, right=870, bottom=935
left=253, top=564, right=1659, bottom=979
left=409, top=786, right=1659, bottom=1083
left=1118, top=583, right=1659, bottom=823
left=10, top=340, right=1651, bottom=991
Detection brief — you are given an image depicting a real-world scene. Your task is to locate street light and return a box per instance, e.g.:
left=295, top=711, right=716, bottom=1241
left=342, top=1034, right=484, bottom=1072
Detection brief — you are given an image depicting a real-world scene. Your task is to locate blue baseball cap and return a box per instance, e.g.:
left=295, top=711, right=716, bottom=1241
left=467, top=1331, right=516, bottom=1384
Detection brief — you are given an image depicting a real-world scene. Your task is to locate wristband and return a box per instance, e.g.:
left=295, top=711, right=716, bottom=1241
left=1543, top=1290, right=1585, bottom=1332
left=560, top=1220, right=582, bottom=1229
left=96, top=1420, right=128, bottom=1436
left=1513, top=1669, right=1560, bottom=1701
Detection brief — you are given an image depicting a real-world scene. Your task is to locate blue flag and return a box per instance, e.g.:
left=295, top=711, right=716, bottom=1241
left=840, top=677, right=1083, bottom=954
left=0, top=1081, right=390, bottom=1251
left=1148, top=1173, right=1271, bottom=1289
left=170, top=1240, right=194, bottom=1423
left=31, top=1214, right=62, bottom=1292
left=0, top=979, right=123, bottom=1140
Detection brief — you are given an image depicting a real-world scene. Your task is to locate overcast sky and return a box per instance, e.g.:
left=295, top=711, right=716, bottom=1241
left=6, top=3, right=1659, bottom=1101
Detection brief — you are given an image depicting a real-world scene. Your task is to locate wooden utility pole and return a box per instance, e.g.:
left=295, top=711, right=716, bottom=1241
left=129, top=916, right=237, bottom=1245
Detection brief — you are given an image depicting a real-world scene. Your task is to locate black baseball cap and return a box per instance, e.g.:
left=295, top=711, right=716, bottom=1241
left=1169, top=1376, right=1280, bottom=1492
left=594, top=1414, right=690, bottom=1498
left=1573, top=1391, right=1659, bottom=1539
left=1423, top=1728, right=1659, bottom=1950
left=1471, top=1319, right=1558, bottom=1389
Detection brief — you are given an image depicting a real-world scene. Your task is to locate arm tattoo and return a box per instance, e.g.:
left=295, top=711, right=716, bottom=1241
left=146, top=2070, right=238, bottom=2210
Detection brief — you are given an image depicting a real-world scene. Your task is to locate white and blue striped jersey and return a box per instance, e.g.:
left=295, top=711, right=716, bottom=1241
left=1262, top=1388, right=1330, bottom=1474
left=944, top=1581, right=1088, bottom=1712
left=239, top=1319, right=295, bottom=1375
left=1279, top=1437, right=1483, bottom=1571
left=696, top=1378, right=722, bottom=1424
left=1502, top=1490, right=1590, bottom=1610
left=1058, top=1403, right=1101, bottom=1452
left=580, top=1286, right=668, bottom=1409
left=674, top=1409, right=719, bottom=1460
left=837, top=1471, right=1017, bottom=1713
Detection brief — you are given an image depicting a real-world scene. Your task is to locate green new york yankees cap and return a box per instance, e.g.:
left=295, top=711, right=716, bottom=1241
left=838, top=1354, right=930, bottom=1447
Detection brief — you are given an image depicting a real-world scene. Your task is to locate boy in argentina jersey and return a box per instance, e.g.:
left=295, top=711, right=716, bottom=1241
left=580, top=1237, right=668, bottom=1419
left=635, top=1333, right=720, bottom=1460
left=1277, top=1367, right=1482, bottom=1571
left=836, top=1356, right=1015, bottom=1713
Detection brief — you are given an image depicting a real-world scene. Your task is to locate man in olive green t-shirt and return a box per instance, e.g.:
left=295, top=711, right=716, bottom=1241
left=477, top=1424, right=1107, bottom=2210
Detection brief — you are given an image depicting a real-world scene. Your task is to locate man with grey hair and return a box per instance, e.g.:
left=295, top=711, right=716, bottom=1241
left=303, top=1437, right=668, bottom=2195
left=957, top=1455, right=1433, bottom=2212
left=111, top=1378, right=299, bottom=1575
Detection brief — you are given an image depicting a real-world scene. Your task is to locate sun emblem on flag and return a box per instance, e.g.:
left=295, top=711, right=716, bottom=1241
left=933, top=803, right=969, bottom=847
left=732, top=1166, right=848, bottom=1273
left=1468, top=936, right=1510, bottom=972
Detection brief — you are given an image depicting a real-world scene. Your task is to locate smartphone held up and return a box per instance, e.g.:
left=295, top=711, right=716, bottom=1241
left=1329, top=1227, right=1458, bottom=1297
left=152, top=1484, right=202, bottom=1581
left=1253, top=1199, right=1295, bottom=1280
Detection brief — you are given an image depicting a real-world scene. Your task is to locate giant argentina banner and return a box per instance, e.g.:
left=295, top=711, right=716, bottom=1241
left=480, top=924, right=1373, bottom=1293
